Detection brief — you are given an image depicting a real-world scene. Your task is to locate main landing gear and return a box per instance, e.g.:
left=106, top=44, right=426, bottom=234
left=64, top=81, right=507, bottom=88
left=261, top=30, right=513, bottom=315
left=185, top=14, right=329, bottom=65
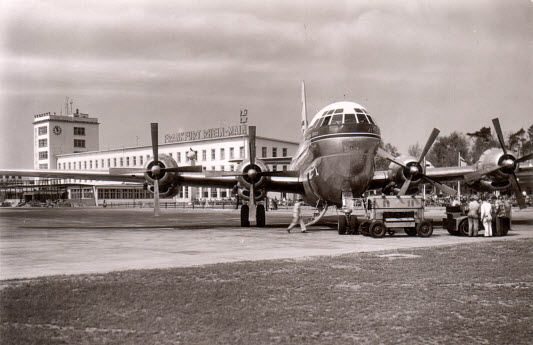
left=240, top=204, right=266, bottom=227
left=337, top=214, right=359, bottom=235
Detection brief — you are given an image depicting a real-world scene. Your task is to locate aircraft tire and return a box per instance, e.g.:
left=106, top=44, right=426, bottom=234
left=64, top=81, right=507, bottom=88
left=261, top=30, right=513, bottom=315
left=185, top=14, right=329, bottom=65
left=241, top=205, right=250, bottom=227
left=337, top=215, right=347, bottom=235
left=417, top=220, right=433, bottom=237
left=370, top=220, right=386, bottom=238
left=359, top=221, right=371, bottom=236
left=349, top=215, right=359, bottom=234
left=256, top=204, right=266, bottom=227
left=404, top=227, right=417, bottom=236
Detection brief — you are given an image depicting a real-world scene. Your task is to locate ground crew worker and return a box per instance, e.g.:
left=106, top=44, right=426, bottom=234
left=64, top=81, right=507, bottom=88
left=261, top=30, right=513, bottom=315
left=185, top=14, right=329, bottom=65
left=504, top=196, right=512, bottom=230
left=467, top=195, right=480, bottom=236
left=287, top=199, right=307, bottom=233
left=480, top=196, right=493, bottom=237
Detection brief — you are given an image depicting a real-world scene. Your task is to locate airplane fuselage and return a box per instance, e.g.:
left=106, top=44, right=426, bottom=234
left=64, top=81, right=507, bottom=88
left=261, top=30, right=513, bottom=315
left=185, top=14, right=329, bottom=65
left=289, top=102, right=381, bottom=207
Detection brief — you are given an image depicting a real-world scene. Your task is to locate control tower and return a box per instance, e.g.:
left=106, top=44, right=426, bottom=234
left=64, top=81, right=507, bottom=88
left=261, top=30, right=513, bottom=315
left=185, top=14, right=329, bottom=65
left=33, top=98, right=99, bottom=170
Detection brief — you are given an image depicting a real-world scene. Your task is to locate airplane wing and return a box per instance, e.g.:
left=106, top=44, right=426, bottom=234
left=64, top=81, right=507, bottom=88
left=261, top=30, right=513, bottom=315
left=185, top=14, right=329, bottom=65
left=229, top=156, right=293, bottom=165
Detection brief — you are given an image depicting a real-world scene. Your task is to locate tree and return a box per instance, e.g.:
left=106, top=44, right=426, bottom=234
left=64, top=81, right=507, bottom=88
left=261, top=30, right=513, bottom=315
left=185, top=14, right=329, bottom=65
left=408, top=142, right=422, bottom=158
left=375, top=142, right=400, bottom=170
left=426, top=132, right=470, bottom=167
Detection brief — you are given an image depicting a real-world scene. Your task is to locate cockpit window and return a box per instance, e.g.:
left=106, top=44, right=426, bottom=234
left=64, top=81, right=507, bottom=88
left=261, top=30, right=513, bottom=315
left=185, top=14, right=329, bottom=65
left=334, top=108, right=343, bottom=114
left=331, top=114, right=343, bottom=124
left=344, top=114, right=357, bottom=123
left=366, top=115, right=375, bottom=125
left=321, top=116, right=331, bottom=126
left=354, top=108, right=364, bottom=114
left=356, top=113, right=369, bottom=124
left=326, top=110, right=335, bottom=115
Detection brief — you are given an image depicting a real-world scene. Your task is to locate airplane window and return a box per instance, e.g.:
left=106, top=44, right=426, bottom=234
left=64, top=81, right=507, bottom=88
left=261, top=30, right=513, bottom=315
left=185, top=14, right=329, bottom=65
left=327, top=110, right=335, bottom=115
left=331, top=114, right=343, bottom=124
left=334, top=109, right=343, bottom=114
left=356, top=113, right=369, bottom=124
left=354, top=108, right=364, bottom=114
left=344, top=114, right=356, bottom=123
left=321, top=116, right=331, bottom=126
left=366, top=115, right=375, bottom=125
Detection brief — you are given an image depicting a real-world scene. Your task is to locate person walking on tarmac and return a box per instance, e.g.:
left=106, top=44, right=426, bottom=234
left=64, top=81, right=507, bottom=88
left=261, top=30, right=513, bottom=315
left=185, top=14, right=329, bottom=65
left=287, top=199, right=307, bottom=233
left=467, top=195, right=480, bottom=236
left=480, top=195, right=493, bottom=237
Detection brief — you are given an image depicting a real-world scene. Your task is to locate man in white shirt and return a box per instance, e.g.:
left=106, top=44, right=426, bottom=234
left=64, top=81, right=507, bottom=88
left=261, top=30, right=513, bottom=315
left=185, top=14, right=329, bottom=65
left=479, top=196, right=493, bottom=237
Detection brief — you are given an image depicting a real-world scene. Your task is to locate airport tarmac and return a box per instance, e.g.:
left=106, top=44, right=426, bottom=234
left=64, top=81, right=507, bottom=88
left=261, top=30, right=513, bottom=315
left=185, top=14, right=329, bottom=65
left=1, top=207, right=532, bottom=280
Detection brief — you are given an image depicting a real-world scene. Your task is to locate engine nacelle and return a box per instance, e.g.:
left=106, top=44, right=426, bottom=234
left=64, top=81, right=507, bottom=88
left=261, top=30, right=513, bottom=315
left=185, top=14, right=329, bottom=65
left=388, top=156, right=425, bottom=188
left=144, top=153, right=181, bottom=198
left=237, top=187, right=267, bottom=202
left=475, top=148, right=518, bottom=180
left=236, top=159, right=271, bottom=189
left=466, top=179, right=511, bottom=193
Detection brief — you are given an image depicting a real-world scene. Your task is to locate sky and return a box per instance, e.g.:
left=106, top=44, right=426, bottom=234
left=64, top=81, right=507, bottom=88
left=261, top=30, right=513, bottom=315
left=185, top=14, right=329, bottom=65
left=1, top=0, right=532, bottom=169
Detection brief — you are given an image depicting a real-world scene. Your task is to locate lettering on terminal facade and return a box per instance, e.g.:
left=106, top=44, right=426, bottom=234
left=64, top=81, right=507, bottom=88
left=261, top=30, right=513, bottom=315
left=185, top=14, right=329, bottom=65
left=164, top=124, right=248, bottom=144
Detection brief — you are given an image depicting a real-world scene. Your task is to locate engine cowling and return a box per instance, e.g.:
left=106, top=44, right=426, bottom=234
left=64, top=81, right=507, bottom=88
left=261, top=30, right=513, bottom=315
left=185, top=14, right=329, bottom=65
left=236, top=159, right=271, bottom=190
left=144, top=153, right=181, bottom=198
left=237, top=186, right=267, bottom=202
left=466, top=148, right=517, bottom=192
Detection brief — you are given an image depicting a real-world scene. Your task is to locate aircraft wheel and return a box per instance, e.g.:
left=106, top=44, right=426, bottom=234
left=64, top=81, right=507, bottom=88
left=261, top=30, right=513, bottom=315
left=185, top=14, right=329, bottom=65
left=240, top=205, right=250, bottom=227
left=458, top=219, right=469, bottom=236
left=349, top=215, right=359, bottom=234
left=337, top=215, right=347, bottom=235
left=370, top=220, right=387, bottom=238
left=256, top=204, right=266, bottom=227
left=404, top=227, right=417, bottom=236
left=359, top=221, right=371, bottom=236
left=417, top=220, right=433, bottom=237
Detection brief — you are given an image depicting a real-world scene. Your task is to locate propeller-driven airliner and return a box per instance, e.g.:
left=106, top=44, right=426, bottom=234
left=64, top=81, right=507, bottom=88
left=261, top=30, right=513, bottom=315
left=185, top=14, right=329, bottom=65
left=1, top=82, right=531, bottom=229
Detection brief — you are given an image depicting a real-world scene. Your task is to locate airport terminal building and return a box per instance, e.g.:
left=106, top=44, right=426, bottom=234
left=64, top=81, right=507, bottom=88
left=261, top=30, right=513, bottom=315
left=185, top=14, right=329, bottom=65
left=0, top=107, right=298, bottom=205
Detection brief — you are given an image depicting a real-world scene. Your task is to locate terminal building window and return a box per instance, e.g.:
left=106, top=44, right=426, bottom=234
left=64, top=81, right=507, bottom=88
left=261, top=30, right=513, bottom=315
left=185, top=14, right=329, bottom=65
left=90, top=160, right=93, bottom=169
left=139, top=156, right=143, bottom=165
left=272, top=165, right=277, bottom=171
left=177, top=152, right=181, bottom=163
left=202, top=150, right=206, bottom=161
left=282, top=148, right=287, bottom=157
left=220, top=148, right=225, bottom=160
left=95, top=160, right=98, bottom=169
left=240, top=146, right=244, bottom=158
left=133, top=156, right=136, bottom=166
left=230, top=147, right=234, bottom=159
left=97, top=188, right=152, bottom=200
left=74, top=139, right=85, bottom=148
left=39, top=164, right=48, bottom=169
left=84, top=161, right=87, bottom=169
left=211, top=149, right=216, bottom=160
left=73, top=127, right=85, bottom=135
left=120, top=158, right=124, bottom=167
left=39, top=139, right=47, bottom=148
left=272, top=147, right=277, bottom=157
left=283, top=165, right=287, bottom=171
left=68, top=162, right=71, bottom=169
left=114, top=158, right=117, bottom=167
left=108, top=158, right=111, bottom=167
left=101, top=159, right=104, bottom=168
left=39, top=151, right=48, bottom=160
left=126, top=157, right=130, bottom=166
left=262, top=147, right=267, bottom=158
left=38, top=126, right=47, bottom=135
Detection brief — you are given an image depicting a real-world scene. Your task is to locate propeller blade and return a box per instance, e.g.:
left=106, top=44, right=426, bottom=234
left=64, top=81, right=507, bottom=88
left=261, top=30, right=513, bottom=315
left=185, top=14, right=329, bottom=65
left=510, top=173, right=527, bottom=209
left=464, top=165, right=504, bottom=184
left=151, top=123, right=159, bottom=162
left=109, top=168, right=146, bottom=175
left=377, top=148, right=407, bottom=168
left=204, top=171, right=244, bottom=177
left=257, top=170, right=300, bottom=177
left=422, top=176, right=458, bottom=196
left=398, top=177, right=412, bottom=195
left=492, top=118, right=508, bottom=156
left=418, top=128, right=440, bottom=164
left=248, top=183, right=256, bottom=223
left=162, top=166, right=203, bottom=173
left=516, top=153, right=533, bottom=164
left=153, top=179, right=160, bottom=216
left=249, top=126, right=256, bottom=166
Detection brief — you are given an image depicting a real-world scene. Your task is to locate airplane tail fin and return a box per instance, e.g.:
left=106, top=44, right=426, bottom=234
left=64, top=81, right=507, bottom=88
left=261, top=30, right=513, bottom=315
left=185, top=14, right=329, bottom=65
left=301, top=80, right=308, bottom=135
